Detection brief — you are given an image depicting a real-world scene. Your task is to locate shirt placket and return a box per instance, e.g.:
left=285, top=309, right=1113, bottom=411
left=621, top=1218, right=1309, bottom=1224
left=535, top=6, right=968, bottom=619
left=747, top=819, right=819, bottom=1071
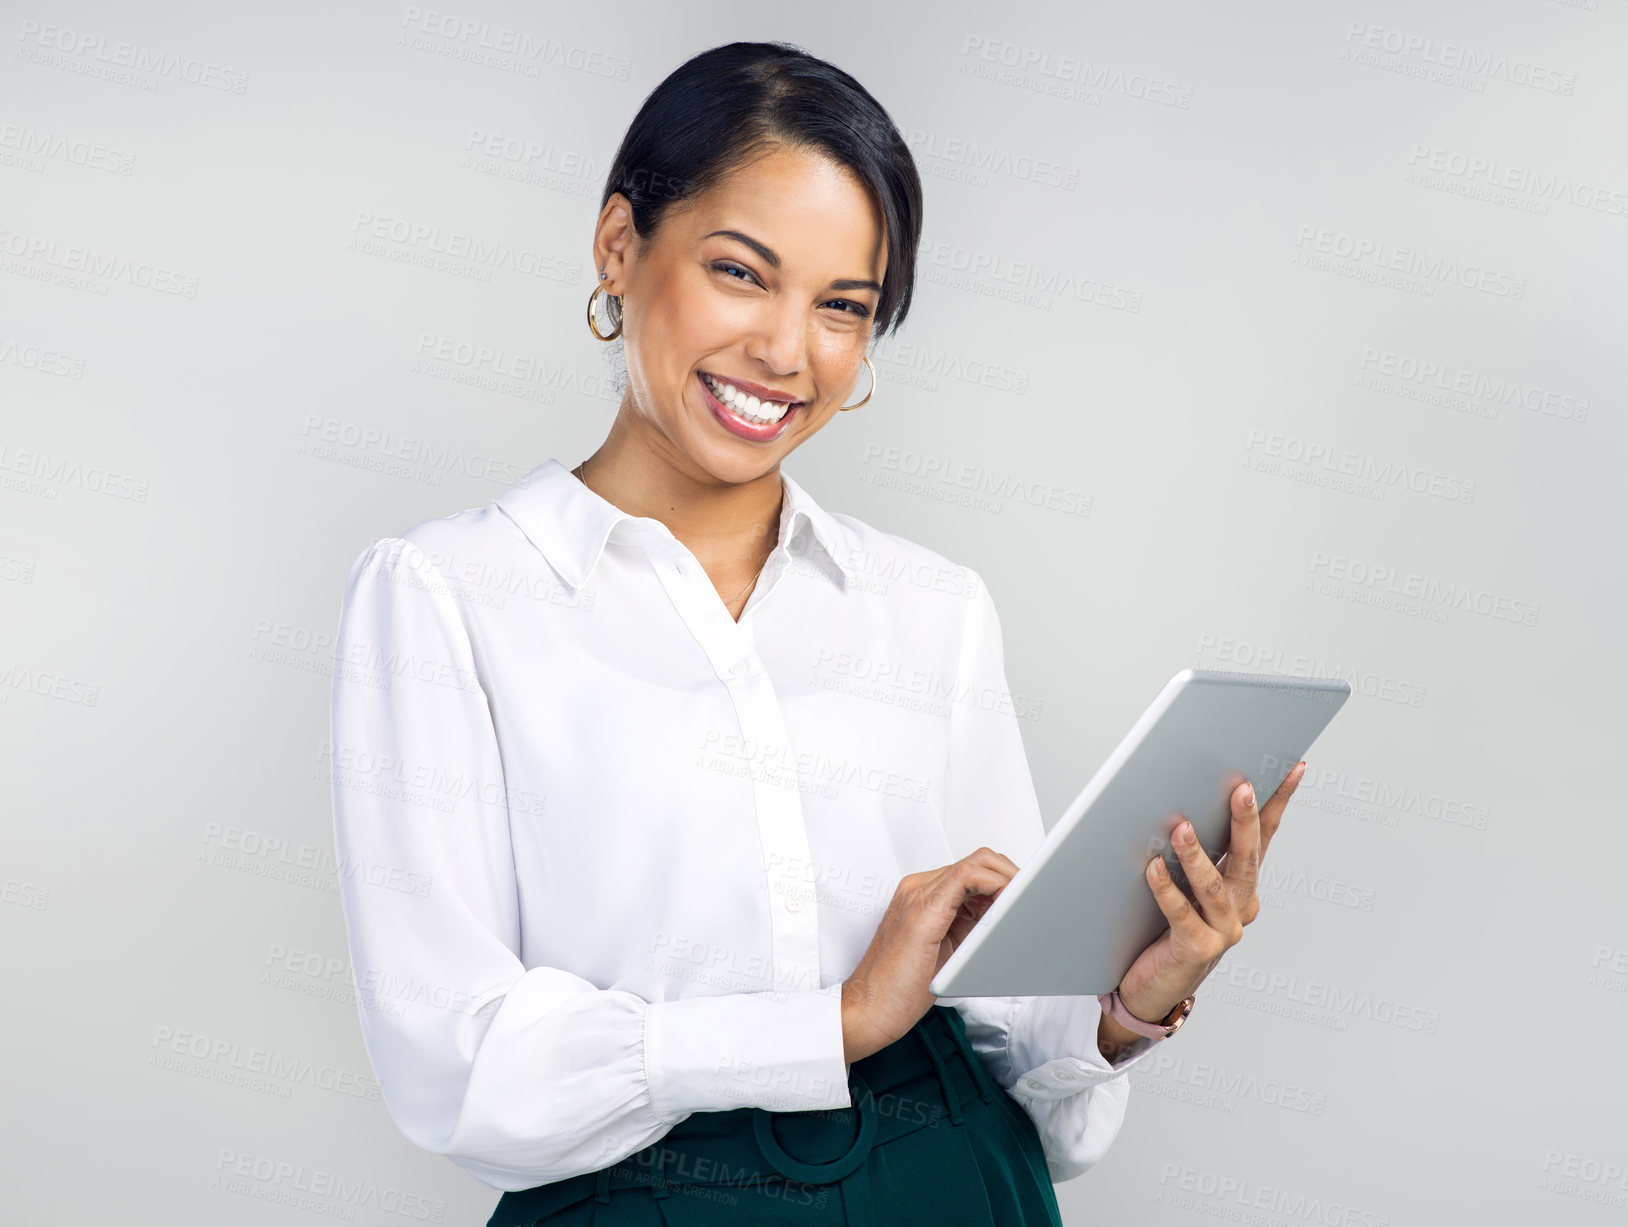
left=646, top=540, right=823, bottom=998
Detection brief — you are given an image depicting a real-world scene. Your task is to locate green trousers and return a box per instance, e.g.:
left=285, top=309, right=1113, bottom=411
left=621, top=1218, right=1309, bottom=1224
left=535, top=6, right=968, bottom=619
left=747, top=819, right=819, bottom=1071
left=486, top=1004, right=1064, bottom=1226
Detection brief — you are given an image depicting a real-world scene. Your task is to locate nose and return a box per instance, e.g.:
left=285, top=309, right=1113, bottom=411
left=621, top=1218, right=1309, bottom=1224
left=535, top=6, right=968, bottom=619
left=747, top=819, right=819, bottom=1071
left=743, top=295, right=810, bottom=380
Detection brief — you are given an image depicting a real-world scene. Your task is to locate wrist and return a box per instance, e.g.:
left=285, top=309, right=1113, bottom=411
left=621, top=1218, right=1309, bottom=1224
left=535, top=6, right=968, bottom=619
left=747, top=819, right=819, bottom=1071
left=1098, top=1008, right=1145, bottom=1047
left=839, top=984, right=873, bottom=1064
left=1098, top=988, right=1195, bottom=1042
left=1114, top=986, right=1181, bottom=1025
left=1096, top=1009, right=1147, bottom=1063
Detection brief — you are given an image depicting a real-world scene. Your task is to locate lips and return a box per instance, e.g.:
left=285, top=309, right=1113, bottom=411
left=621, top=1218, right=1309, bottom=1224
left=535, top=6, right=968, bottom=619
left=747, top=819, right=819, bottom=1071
left=698, top=371, right=800, bottom=442
left=701, top=370, right=802, bottom=409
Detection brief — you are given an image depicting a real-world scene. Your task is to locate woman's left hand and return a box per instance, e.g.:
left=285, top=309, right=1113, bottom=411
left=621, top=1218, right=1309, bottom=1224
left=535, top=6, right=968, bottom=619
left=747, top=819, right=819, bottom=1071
left=1108, top=760, right=1309, bottom=1029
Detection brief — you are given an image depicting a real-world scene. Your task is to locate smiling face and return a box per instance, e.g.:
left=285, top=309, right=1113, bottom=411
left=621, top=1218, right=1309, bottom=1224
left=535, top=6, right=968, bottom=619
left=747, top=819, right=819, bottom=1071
left=594, top=143, right=887, bottom=485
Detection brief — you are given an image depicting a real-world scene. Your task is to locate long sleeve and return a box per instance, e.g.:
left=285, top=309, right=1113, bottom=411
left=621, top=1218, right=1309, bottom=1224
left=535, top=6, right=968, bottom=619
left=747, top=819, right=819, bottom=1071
left=329, top=537, right=849, bottom=1192
left=935, top=570, right=1159, bottom=1184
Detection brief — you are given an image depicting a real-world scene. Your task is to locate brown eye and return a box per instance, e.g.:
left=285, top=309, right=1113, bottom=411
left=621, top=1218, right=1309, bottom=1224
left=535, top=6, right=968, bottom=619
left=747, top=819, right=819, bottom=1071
left=711, top=261, right=758, bottom=284
left=824, top=298, right=870, bottom=318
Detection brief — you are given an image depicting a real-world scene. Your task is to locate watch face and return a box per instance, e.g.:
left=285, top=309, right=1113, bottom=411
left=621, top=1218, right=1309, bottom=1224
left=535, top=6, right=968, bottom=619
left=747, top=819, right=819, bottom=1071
left=1163, top=997, right=1195, bottom=1033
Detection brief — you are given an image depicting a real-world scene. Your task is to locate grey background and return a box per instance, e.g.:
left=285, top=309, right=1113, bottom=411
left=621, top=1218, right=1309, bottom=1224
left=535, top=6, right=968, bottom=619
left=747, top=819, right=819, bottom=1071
left=3, top=0, right=1624, bottom=1222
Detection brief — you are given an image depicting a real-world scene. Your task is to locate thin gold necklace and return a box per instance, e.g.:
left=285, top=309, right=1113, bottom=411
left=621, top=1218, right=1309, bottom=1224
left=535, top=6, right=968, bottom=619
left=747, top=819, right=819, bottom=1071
left=574, top=460, right=769, bottom=611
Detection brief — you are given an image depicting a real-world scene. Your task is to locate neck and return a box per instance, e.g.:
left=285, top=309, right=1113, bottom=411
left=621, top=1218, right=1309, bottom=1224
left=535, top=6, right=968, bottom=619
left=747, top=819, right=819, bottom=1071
left=576, top=403, right=784, bottom=571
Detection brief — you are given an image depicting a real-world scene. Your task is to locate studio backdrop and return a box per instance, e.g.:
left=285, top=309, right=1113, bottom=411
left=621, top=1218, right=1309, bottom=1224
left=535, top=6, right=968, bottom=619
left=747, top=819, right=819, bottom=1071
left=3, top=1, right=1623, bottom=1223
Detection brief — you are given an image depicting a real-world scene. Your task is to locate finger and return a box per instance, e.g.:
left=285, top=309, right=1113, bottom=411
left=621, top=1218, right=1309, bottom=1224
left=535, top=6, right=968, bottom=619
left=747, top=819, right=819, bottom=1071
left=958, top=846, right=1023, bottom=880
left=925, top=861, right=1014, bottom=921
left=941, top=847, right=1021, bottom=913
left=1144, top=854, right=1209, bottom=941
left=1171, top=820, right=1238, bottom=935
left=1258, top=761, right=1307, bottom=859
left=940, top=866, right=1016, bottom=947
left=1219, top=780, right=1263, bottom=889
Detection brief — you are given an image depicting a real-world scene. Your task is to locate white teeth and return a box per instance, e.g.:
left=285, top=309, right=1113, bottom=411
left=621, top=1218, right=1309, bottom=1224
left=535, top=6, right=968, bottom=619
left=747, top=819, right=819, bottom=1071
left=704, top=374, right=791, bottom=425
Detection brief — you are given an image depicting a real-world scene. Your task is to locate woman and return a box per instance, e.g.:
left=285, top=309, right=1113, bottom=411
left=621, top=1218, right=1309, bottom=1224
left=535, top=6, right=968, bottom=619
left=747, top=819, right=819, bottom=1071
left=329, top=40, right=1306, bottom=1226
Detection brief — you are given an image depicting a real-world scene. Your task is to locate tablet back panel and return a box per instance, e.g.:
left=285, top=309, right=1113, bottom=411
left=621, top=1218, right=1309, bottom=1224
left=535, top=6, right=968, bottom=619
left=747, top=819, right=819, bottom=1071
left=930, top=669, right=1350, bottom=997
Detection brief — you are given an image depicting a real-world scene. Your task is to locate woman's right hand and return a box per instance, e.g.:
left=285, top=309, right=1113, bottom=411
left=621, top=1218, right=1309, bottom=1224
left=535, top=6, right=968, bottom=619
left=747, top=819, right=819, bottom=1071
left=840, top=847, right=1021, bottom=1064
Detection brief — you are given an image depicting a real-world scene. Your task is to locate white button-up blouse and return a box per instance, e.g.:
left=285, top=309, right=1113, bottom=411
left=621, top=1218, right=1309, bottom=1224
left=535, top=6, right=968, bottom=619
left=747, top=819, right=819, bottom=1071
left=328, top=456, right=1157, bottom=1193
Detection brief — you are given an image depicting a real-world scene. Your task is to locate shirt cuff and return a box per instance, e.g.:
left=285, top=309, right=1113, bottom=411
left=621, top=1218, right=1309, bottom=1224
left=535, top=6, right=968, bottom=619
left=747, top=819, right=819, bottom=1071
left=643, top=983, right=851, bottom=1122
left=1006, top=994, right=1160, bottom=1103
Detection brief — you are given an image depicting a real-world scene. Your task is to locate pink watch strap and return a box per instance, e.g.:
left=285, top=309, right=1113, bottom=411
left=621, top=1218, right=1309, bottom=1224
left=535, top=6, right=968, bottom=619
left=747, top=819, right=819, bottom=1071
left=1097, top=990, right=1194, bottom=1040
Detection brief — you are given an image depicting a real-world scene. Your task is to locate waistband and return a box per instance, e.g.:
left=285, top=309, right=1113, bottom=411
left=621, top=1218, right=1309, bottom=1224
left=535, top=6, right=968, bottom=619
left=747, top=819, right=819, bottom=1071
left=487, top=1004, right=997, bottom=1226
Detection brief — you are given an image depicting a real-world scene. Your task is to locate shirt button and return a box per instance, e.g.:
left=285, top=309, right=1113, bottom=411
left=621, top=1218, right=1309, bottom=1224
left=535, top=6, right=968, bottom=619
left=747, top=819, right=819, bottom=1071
left=1057, top=1068, right=1075, bottom=1082
left=1023, top=1077, right=1043, bottom=1092
left=785, top=895, right=803, bottom=912
left=728, top=660, right=750, bottom=677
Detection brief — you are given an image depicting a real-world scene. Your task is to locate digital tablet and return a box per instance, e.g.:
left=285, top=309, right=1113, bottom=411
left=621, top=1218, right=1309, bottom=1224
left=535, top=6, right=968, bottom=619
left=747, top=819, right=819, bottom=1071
left=928, top=668, right=1351, bottom=998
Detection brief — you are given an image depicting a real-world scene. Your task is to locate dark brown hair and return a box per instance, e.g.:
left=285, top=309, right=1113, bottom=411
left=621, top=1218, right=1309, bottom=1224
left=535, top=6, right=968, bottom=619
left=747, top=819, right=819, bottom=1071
left=600, top=40, right=923, bottom=337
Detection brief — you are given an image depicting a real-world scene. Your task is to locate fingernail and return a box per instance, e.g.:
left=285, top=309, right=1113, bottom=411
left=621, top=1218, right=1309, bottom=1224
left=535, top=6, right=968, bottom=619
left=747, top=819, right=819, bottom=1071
left=1178, top=821, right=1194, bottom=842
left=1242, top=784, right=1255, bottom=808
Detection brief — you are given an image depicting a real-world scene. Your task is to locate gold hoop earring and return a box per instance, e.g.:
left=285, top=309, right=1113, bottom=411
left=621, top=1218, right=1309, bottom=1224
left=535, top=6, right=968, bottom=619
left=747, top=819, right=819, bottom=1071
left=587, top=265, right=622, bottom=341
left=838, top=355, right=876, bottom=411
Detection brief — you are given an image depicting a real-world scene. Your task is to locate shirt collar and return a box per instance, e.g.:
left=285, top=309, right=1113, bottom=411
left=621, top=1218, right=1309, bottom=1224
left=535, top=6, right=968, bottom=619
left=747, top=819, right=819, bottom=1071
left=493, top=457, right=856, bottom=591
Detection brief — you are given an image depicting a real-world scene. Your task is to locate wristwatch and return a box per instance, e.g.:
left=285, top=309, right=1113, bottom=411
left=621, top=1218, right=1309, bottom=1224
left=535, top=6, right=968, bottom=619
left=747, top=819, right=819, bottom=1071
left=1097, top=990, right=1195, bottom=1040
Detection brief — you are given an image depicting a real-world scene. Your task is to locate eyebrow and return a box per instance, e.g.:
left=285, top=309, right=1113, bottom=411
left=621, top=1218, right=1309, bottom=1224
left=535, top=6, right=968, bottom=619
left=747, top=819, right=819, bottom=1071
left=703, top=229, right=882, bottom=294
